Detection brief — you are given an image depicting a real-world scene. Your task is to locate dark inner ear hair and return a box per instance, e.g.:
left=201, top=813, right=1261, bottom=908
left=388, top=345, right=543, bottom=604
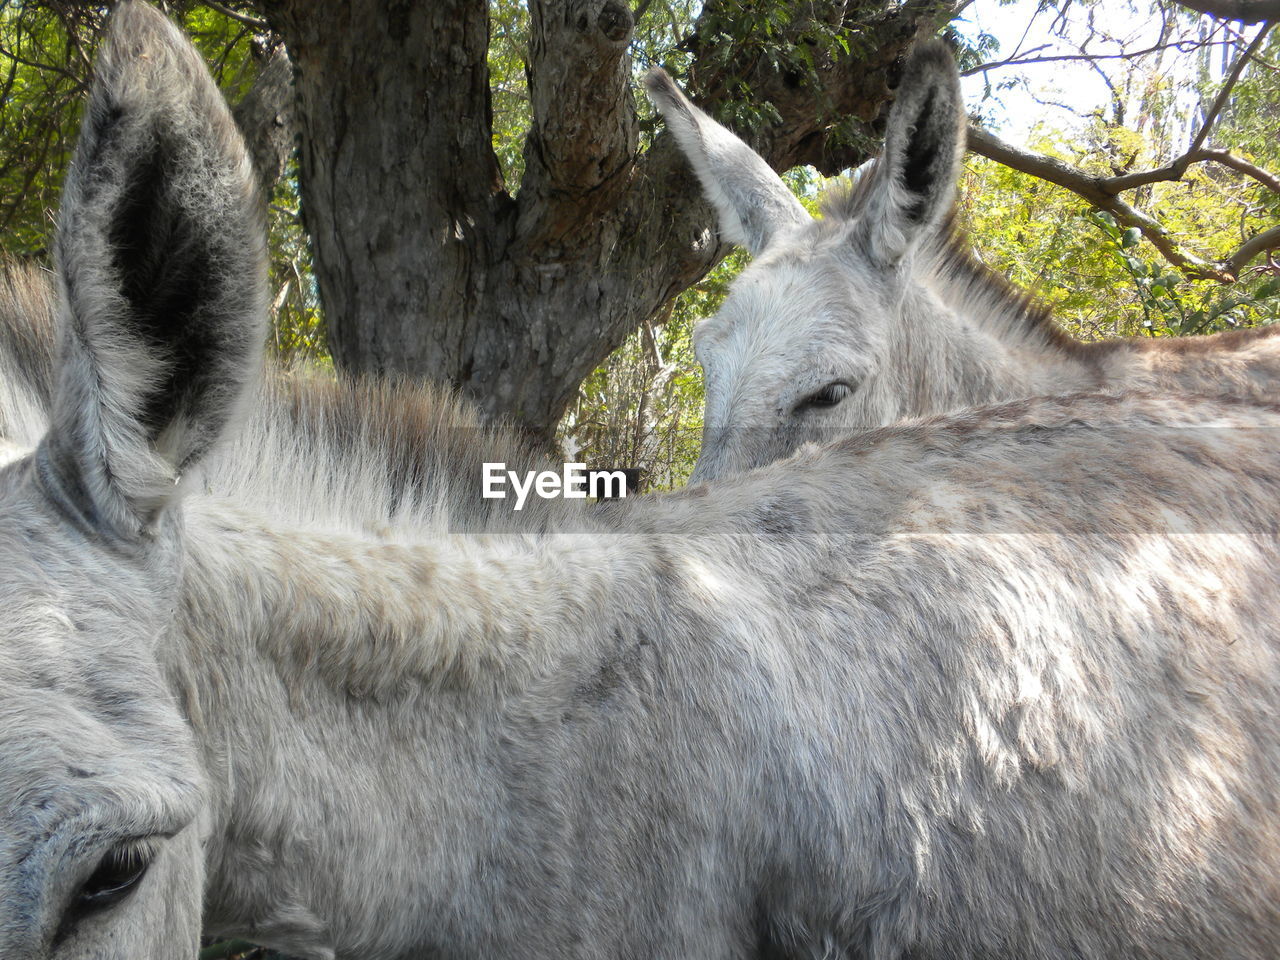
left=106, top=136, right=211, bottom=438
left=901, top=87, right=940, bottom=223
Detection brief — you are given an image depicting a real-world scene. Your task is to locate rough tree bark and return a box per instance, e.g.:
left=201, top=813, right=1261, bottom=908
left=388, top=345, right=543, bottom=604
left=258, top=0, right=952, bottom=441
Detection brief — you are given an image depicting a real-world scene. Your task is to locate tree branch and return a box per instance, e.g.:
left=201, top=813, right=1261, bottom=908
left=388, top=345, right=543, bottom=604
left=202, top=1, right=271, bottom=32
left=1098, top=146, right=1280, bottom=193
left=516, top=0, right=639, bottom=248
left=1176, top=0, right=1280, bottom=23
left=1187, top=22, right=1271, bottom=155
left=961, top=37, right=1236, bottom=76
left=967, top=20, right=1278, bottom=285
left=1221, top=18, right=1280, bottom=67
left=971, top=123, right=1280, bottom=280
left=967, top=126, right=1225, bottom=279
left=1199, top=148, right=1280, bottom=192
left=1226, top=225, right=1280, bottom=276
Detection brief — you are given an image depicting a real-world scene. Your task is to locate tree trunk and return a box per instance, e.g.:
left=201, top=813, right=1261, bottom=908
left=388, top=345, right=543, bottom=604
left=262, top=0, right=952, bottom=442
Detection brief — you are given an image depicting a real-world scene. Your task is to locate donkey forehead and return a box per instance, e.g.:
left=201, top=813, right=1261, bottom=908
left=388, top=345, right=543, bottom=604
left=0, top=602, right=201, bottom=870
left=0, top=688, right=200, bottom=823
left=0, top=592, right=164, bottom=707
left=696, top=256, right=882, bottom=409
left=0, top=569, right=181, bottom=745
left=0, top=469, right=199, bottom=826
left=697, top=233, right=882, bottom=359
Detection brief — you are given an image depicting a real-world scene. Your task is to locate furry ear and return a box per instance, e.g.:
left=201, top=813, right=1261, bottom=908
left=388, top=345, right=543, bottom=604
left=645, top=68, right=809, bottom=256
left=39, top=1, right=266, bottom=540
left=854, top=41, right=965, bottom=266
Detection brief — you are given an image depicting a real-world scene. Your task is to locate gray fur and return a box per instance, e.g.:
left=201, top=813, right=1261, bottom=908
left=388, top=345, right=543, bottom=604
left=650, top=44, right=1280, bottom=481
left=5, top=8, right=1280, bottom=960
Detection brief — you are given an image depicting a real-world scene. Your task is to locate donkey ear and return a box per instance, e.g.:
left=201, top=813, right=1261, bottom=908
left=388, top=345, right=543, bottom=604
left=645, top=68, right=809, bottom=256
left=40, top=1, right=266, bottom=540
left=855, top=42, right=965, bottom=266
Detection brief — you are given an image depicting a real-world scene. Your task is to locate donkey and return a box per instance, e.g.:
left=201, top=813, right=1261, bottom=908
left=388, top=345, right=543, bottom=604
left=5, top=5, right=1280, bottom=959
left=646, top=44, right=1280, bottom=481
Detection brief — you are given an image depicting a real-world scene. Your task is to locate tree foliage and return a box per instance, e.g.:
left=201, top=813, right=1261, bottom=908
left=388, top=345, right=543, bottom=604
left=959, top=6, right=1280, bottom=341
left=0, top=4, right=254, bottom=248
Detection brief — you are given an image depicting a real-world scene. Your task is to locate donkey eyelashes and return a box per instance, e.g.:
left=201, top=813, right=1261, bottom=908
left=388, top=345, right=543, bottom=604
left=76, top=836, right=160, bottom=914
left=795, top=381, right=855, bottom=412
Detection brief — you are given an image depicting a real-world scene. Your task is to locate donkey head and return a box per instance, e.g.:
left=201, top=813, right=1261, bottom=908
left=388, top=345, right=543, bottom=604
left=647, top=43, right=965, bottom=482
left=0, top=4, right=264, bottom=957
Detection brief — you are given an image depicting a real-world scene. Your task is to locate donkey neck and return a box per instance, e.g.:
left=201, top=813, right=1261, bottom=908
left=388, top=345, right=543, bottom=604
left=167, top=497, right=658, bottom=959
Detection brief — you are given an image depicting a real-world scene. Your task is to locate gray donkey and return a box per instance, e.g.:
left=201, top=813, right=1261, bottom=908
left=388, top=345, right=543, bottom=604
left=5, top=6, right=1280, bottom=960
left=646, top=44, right=1280, bottom=481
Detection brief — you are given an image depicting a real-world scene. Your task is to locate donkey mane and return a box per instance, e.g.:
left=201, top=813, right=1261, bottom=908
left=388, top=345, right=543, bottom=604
left=206, top=372, right=576, bottom=538
left=0, top=259, right=574, bottom=539
left=823, top=168, right=1280, bottom=365
left=929, top=229, right=1099, bottom=359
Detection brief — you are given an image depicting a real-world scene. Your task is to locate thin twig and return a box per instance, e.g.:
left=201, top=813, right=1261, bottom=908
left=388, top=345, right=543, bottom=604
left=0, top=42, right=83, bottom=84
left=201, top=0, right=271, bottom=32
left=962, top=37, right=1235, bottom=76
left=1187, top=22, right=1273, bottom=156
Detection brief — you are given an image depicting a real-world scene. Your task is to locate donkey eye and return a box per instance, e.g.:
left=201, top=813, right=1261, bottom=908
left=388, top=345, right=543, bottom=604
left=796, top=381, right=854, bottom=411
left=77, top=840, right=155, bottom=913
left=53, top=838, right=162, bottom=947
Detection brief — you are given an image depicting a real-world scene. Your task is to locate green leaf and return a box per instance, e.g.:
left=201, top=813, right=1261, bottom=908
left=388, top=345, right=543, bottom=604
left=1254, top=277, right=1280, bottom=300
